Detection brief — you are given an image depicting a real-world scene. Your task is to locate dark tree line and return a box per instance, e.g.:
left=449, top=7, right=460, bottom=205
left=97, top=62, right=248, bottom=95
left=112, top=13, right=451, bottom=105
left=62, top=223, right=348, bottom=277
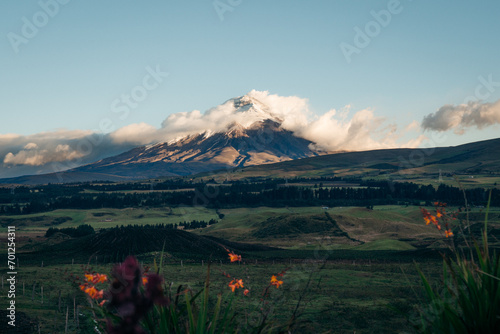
left=45, top=224, right=95, bottom=238
left=1, top=179, right=498, bottom=215
left=43, top=219, right=219, bottom=238
left=178, top=219, right=218, bottom=230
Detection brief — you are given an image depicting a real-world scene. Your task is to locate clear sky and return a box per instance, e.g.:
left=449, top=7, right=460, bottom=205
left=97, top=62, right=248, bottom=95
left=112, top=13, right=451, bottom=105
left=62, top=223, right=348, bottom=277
left=1, top=0, right=499, bottom=177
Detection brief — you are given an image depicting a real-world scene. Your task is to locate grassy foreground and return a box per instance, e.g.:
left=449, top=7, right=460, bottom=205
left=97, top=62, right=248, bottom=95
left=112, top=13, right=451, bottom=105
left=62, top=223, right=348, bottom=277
left=1, top=204, right=499, bottom=332
left=0, top=257, right=442, bottom=333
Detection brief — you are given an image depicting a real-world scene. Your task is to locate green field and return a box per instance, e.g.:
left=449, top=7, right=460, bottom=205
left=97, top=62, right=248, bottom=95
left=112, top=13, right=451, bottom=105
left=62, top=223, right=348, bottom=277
left=0, top=206, right=219, bottom=232
left=2, top=204, right=499, bottom=248
left=1, top=203, right=499, bottom=332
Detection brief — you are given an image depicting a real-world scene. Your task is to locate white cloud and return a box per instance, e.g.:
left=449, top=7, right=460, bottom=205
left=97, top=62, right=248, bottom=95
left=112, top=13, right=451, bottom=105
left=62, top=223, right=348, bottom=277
left=3, top=142, right=85, bottom=166
left=109, top=122, right=158, bottom=145
left=422, top=99, right=500, bottom=133
left=0, top=129, right=136, bottom=173
left=157, top=90, right=309, bottom=140
left=156, top=90, right=417, bottom=151
left=298, top=108, right=406, bottom=151
left=245, top=90, right=310, bottom=130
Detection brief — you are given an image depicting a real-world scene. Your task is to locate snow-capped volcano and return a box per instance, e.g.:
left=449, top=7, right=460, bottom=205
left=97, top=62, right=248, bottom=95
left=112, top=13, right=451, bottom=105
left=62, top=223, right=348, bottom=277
left=70, top=94, right=324, bottom=179
left=0, top=92, right=327, bottom=183
left=76, top=117, right=322, bottom=179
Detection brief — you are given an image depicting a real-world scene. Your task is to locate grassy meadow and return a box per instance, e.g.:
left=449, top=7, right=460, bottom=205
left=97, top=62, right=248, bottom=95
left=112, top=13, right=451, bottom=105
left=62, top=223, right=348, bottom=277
left=0, top=252, right=442, bottom=333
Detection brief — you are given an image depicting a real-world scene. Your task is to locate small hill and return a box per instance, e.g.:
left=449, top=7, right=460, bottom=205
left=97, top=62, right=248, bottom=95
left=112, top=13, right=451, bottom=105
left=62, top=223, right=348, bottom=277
left=250, top=213, right=362, bottom=246
left=252, top=214, right=335, bottom=238
left=19, top=227, right=278, bottom=265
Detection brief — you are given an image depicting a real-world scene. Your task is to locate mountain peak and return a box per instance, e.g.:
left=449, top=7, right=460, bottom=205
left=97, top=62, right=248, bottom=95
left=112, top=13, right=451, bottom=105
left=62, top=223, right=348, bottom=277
left=233, top=94, right=265, bottom=109
left=226, top=93, right=282, bottom=128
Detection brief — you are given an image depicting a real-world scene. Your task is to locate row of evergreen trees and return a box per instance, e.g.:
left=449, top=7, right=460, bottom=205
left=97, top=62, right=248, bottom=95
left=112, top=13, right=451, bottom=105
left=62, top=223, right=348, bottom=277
left=178, top=219, right=218, bottom=229
left=45, top=224, right=95, bottom=238
left=2, top=181, right=498, bottom=215
left=44, top=219, right=219, bottom=238
left=111, top=219, right=219, bottom=231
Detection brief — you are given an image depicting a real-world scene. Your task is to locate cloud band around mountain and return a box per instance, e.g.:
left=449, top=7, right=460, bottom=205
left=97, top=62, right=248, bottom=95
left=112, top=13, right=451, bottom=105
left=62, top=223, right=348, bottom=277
left=1, top=90, right=422, bottom=178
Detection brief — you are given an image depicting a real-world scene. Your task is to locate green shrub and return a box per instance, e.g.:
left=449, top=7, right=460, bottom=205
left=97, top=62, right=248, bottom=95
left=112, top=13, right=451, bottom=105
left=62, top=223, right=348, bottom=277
left=413, top=192, right=500, bottom=333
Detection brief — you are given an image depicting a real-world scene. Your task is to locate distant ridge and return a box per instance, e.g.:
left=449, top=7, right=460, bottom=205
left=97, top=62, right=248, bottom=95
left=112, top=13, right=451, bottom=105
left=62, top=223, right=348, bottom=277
left=225, top=136, right=500, bottom=179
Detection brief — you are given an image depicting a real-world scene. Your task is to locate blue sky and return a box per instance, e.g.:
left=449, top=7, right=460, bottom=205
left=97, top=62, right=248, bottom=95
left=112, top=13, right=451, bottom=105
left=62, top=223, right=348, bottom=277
left=0, top=0, right=499, bottom=177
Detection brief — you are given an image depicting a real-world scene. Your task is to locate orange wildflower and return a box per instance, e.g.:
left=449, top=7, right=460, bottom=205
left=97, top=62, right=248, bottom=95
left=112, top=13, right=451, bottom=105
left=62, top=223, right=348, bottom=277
left=423, top=216, right=431, bottom=225
left=85, top=273, right=108, bottom=284
left=228, top=279, right=244, bottom=292
left=421, top=208, right=436, bottom=225
left=95, top=273, right=108, bottom=284
left=98, top=300, right=107, bottom=307
left=142, top=276, right=148, bottom=286
left=445, top=229, right=453, bottom=238
left=244, top=289, right=250, bottom=296
left=421, top=207, right=443, bottom=230
left=430, top=215, right=438, bottom=225
left=228, top=252, right=242, bottom=263
left=270, top=275, right=283, bottom=288
left=83, top=286, right=104, bottom=299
